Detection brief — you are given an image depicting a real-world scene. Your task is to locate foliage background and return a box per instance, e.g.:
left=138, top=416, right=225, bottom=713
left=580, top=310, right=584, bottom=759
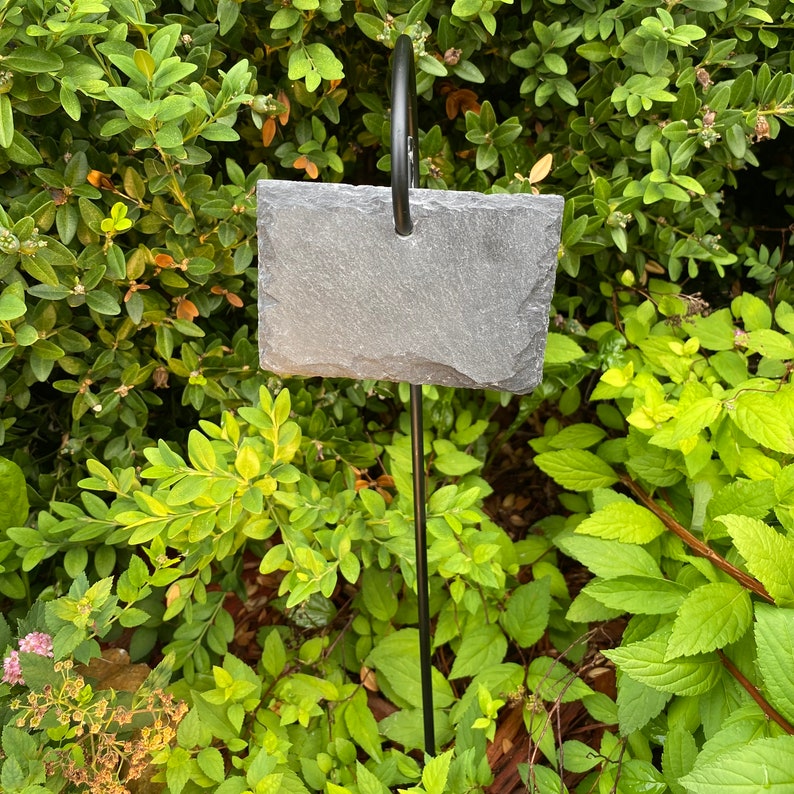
left=0, top=0, right=794, bottom=791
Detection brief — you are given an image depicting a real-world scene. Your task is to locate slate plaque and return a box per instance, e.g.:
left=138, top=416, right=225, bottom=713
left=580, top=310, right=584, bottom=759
left=257, top=181, right=563, bottom=394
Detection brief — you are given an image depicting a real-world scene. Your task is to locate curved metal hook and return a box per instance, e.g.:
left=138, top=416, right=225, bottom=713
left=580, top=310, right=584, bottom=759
left=391, top=34, right=420, bottom=236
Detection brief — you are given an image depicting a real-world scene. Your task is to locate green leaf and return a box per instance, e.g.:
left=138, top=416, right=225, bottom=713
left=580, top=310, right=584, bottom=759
left=556, top=535, right=662, bottom=579
left=165, top=475, right=210, bottom=506
left=379, top=708, right=453, bottom=752
left=547, top=423, right=606, bottom=449
left=576, top=42, right=611, bottom=62
left=729, top=392, right=794, bottom=453
left=734, top=292, right=772, bottom=330
left=746, top=329, right=794, bottom=359
left=584, top=576, right=688, bottom=615
left=680, top=735, right=794, bottom=792
left=534, top=449, right=619, bottom=491
left=643, top=39, right=669, bottom=75
left=361, top=567, right=398, bottom=622
left=368, top=629, right=455, bottom=710
left=718, top=514, right=794, bottom=606
left=617, top=673, right=672, bottom=735
left=604, top=626, right=722, bottom=696
left=217, top=0, right=240, bottom=34
left=234, top=445, right=260, bottom=480
left=544, top=333, right=586, bottom=364
left=666, top=582, right=753, bottom=659
left=271, top=8, right=301, bottom=29
left=197, top=747, right=225, bottom=783
left=662, top=723, right=698, bottom=794
left=354, top=13, right=385, bottom=41
left=261, top=628, right=287, bottom=679
left=543, top=53, right=568, bottom=75
left=0, top=456, right=29, bottom=531
left=7, top=131, right=43, bottom=165
left=0, top=291, right=26, bottom=321
left=60, top=85, right=82, bottom=121
left=755, top=605, right=794, bottom=725
left=355, top=762, right=389, bottom=794
left=527, top=655, right=594, bottom=702
left=3, top=46, right=63, bottom=74
left=418, top=54, right=447, bottom=77
left=724, top=124, right=747, bottom=159
left=449, top=623, right=507, bottom=679
left=452, top=0, right=482, bottom=16
left=85, top=290, right=121, bottom=315
left=343, top=688, right=382, bottom=762
left=705, top=479, right=776, bottom=536
left=422, top=749, right=453, bottom=794
left=668, top=397, right=722, bottom=441
left=500, top=578, right=551, bottom=648
left=0, top=94, right=13, bottom=149
left=188, top=429, right=216, bottom=470
left=200, top=123, right=240, bottom=142
left=434, top=449, right=481, bottom=476
left=576, top=501, right=665, bottom=544
left=685, top=309, right=735, bottom=350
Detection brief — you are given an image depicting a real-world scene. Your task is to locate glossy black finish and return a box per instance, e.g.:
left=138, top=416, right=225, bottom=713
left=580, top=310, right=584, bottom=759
left=410, top=384, right=434, bottom=756
left=391, top=35, right=420, bottom=236
left=392, top=34, right=434, bottom=755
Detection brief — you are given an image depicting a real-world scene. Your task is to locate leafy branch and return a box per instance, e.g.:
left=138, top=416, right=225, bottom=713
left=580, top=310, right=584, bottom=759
left=717, top=651, right=794, bottom=735
left=620, top=475, right=774, bottom=604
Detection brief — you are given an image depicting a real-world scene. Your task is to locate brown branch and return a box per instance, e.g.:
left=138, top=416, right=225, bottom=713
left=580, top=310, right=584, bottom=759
left=717, top=650, right=794, bottom=735
left=620, top=475, right=774, bottom=604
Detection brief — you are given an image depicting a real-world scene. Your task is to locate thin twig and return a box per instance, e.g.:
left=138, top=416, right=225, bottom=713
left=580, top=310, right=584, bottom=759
left=717, top=650, right=794, bottom=735
left=620, top=475, right=774, bottom=604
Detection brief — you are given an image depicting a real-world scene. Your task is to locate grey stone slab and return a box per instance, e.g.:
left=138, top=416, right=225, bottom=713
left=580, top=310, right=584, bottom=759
left=256, top=181, right=563, bottom=394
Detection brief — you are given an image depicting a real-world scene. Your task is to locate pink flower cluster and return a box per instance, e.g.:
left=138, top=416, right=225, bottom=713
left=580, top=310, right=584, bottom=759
left=2, top=632, right=54, bottom=686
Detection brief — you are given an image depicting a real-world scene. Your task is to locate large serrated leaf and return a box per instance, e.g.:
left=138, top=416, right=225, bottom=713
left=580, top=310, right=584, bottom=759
left=556, top=535, right=662, bottom=579
left=544, top=333, right=586, bottom=364
left=367, top=629, right=455, bottom=710
left=449, top=623, right=507, bottom=679
left=500, top=578, right=550, bottom=648
left=666, top=582, right=753, bottom=659
left=534, top=449, right=619, bottom=491
left=680, top=735, right=794, bottom=792
left=584, top=575, right=687, bottom=615
left=717, top=514, right=794, bottom=606
left=604, top=627, right=722, bottom=696
left=575, top=501, right=665, bottom=544
left=617, top=674, right=672, bottom=735
left=729, top=392, right=794, bottom=453
left=755, top=605, right=794, bottom=725
left=343, top=688, right=382, bottom=762
left=705, top=479, right=776, bottom=537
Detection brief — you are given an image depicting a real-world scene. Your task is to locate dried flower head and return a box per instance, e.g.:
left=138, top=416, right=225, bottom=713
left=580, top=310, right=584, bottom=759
left=754, top=114, right=771, bottom=142
left=696, top=68, right=712, bottom=89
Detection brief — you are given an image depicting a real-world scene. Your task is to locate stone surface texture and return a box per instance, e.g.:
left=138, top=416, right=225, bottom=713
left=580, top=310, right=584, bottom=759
left=257, top=181, right=563, bottom=394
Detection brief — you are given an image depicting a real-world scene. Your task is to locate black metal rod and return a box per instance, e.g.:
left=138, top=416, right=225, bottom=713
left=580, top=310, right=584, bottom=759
left=391, top=34, right=434, bottom=756
left=410, top=384, right=434, bottom=756
left=391, top=34, right=419, bottom=236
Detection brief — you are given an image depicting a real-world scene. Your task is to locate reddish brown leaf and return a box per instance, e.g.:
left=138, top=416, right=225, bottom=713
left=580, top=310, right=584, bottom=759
left=277, top=90, right=291, bottom=125
left=262, top=117, right=277, bottom=147
left=446, top=89, right=480, bottom=120
left=175, top=297, right=199, bottom=321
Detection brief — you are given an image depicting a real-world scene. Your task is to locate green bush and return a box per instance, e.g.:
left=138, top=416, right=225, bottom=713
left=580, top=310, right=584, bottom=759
left=1, top=0, right=793, bottom=791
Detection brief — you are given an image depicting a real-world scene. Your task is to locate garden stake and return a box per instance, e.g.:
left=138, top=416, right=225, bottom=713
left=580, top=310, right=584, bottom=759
left=255, top=32, right=563, bottom=765
left=390, top=35, right=436, bottom=756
